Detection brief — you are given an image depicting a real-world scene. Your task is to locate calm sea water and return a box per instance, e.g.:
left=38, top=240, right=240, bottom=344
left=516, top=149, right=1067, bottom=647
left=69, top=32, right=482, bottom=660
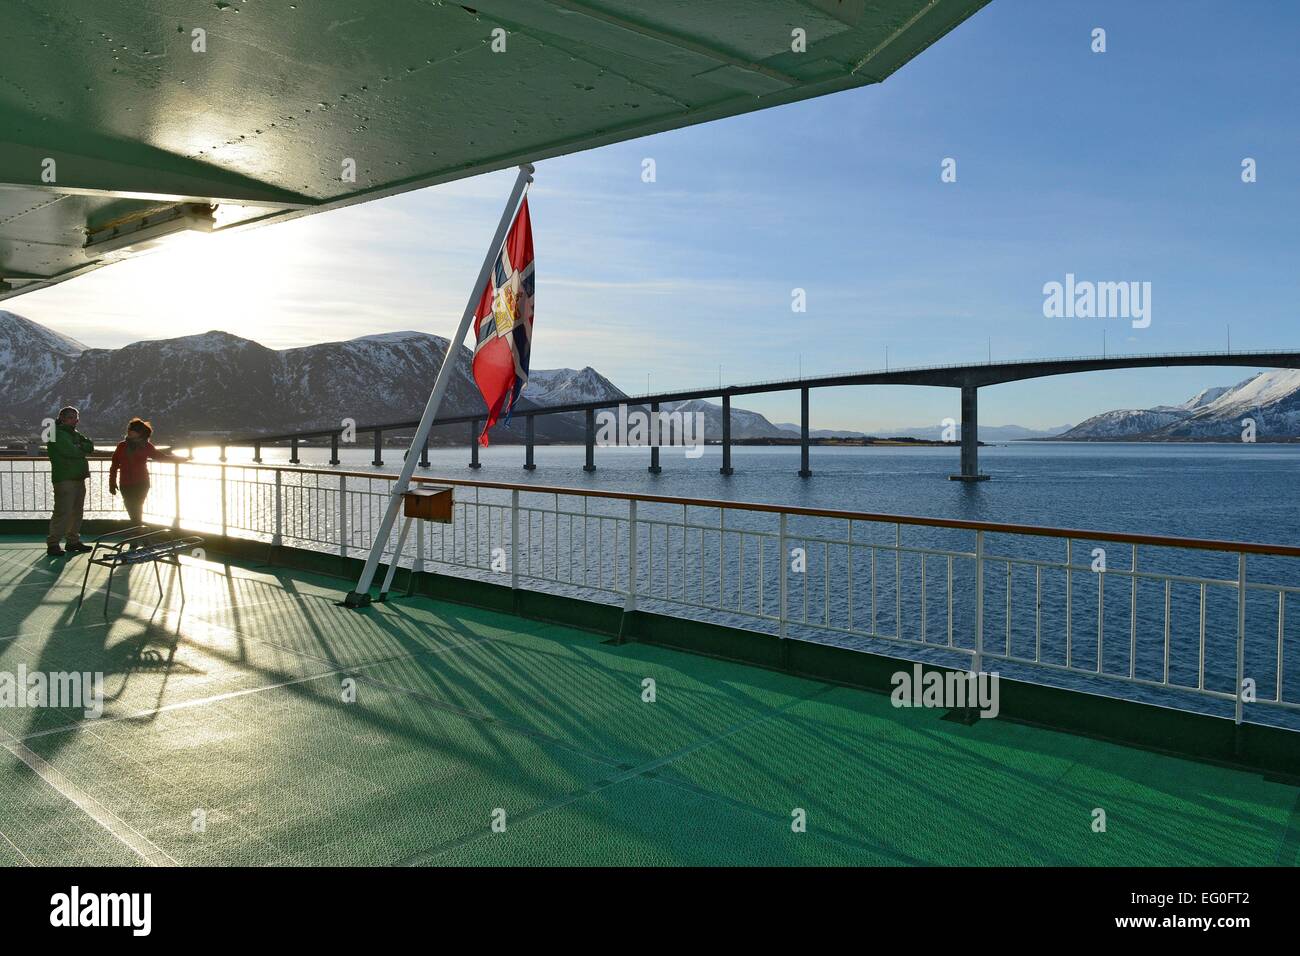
left=191, top=440, right=1300, bottom=547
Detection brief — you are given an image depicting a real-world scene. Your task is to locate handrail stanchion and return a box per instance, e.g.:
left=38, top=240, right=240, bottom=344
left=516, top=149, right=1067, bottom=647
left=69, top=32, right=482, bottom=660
left=625, top=498, right=637, bottom=612
left=1065, top=538, right=1073, bottom=668
left=974, top=530, right=984, bottom=673
left=1130, top=544, right=1138, bottom=679
left=173, top=461, right=181, bottom=529
left=339, top=474, right=348, bottom=559
left=220, top=464, right=228, bottom=538
left=1237, top=553, right=1247, bottom=725
left=413, top=513, right=425, bottom=579
left=511, top=489, right=520, bottom=592
left=778, top=512, right=788, bottom=640
left=272, top=468, right=283, bottom=547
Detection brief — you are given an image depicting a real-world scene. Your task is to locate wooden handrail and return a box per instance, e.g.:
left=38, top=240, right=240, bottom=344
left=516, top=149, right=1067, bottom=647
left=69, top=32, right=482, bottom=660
left=4, top=456, right=1299, bottom=557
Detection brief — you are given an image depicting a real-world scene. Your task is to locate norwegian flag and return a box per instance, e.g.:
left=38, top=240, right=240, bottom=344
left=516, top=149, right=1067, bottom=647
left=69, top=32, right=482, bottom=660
left=471, top=197, right=534, bottom=446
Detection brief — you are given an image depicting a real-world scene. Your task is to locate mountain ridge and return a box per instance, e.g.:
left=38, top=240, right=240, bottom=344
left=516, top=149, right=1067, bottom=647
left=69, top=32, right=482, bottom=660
left=1059, top=369, right=1300, bottom=440
left=0, top=313, right=786, bottom=444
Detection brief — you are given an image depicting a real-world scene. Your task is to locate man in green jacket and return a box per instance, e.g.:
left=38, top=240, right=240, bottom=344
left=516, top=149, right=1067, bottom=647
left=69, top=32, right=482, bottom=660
left=46, top=406, right=95, bottom=556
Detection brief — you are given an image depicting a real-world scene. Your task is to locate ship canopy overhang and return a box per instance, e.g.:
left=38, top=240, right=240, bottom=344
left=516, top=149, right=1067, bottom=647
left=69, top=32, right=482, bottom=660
left=0, top=0, right=988, bottom=302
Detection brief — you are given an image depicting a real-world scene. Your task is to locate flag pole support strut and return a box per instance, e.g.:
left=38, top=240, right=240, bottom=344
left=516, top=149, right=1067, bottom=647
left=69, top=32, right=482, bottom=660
left=343, top=163, right=534, bottom=608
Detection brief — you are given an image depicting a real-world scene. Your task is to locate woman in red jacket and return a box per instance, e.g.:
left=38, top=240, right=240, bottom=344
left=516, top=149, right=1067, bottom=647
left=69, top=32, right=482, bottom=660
left=108, top=418, right=186, bottom=526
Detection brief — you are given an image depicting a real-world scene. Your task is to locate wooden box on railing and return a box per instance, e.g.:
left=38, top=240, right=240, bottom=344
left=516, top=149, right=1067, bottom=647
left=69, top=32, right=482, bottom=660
left=403, top=485, right=454, bottom=523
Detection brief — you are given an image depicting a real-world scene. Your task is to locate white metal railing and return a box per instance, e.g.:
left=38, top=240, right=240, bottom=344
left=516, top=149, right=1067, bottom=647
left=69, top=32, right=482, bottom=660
left=3, top=457, right=1297, bottom=729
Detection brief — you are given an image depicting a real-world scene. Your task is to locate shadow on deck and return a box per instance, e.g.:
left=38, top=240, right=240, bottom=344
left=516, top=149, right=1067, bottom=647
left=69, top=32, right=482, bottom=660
left=0, top=534, right=1295, bottom=867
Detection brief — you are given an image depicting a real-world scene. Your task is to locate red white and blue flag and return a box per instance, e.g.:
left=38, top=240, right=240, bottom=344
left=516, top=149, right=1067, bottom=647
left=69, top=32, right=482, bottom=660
left=472, top=197, right=534, bottom=446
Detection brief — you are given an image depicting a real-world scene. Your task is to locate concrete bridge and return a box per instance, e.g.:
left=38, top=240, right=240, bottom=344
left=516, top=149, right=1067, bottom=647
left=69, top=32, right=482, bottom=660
left=218, top=350, right=1300, bottom=480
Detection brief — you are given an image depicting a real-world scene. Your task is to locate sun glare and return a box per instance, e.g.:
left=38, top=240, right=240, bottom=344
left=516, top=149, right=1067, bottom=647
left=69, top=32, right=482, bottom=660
left=133, top=222, right=308, bottom=335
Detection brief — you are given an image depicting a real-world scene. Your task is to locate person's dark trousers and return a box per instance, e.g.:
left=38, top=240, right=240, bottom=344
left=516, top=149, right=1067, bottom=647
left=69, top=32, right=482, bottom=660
left=48, top=479, right=87, bottom=546
left=121, top=483, right=149, bottom=526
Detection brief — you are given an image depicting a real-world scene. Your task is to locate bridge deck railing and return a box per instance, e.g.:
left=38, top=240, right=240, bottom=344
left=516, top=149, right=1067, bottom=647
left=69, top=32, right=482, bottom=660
left=2, top=457, right=1297, bottom=730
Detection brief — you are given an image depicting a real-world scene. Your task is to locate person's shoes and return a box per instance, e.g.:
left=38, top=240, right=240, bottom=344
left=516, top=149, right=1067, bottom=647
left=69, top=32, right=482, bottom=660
left=46, top=544, right=65, bottom=557
left=65, top=542, right=92, bottom=555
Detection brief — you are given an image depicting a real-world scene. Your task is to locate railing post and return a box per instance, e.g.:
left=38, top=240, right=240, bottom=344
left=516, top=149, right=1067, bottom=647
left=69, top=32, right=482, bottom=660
left=625, top=498, right=637, bottom=611
left=511, top=489, right=520, bottom=590
left=1236, top=552, right=1246, bottom=725
left=778, top=512, right=788, bottom=639
left=413, top=514, right=425, bottom=576
left=338, top=473, right=348, bottom=558
left=330, top=433, right=340, bottom=466
left=253, top=441, right=262, bottom=464
left=372, top=429, right=383, bottom=467
left=469, top=421, right=482, bottom=469
left=1130, top=544, right=1138, bottom=679
left=973, top=530, right=984, bottom=673
left=220, top=464, right=228, bottom=538
left=290, top=437, right=300, bottom=464
left=272, top=468, right=283, bottom=547
left=419, top=434, right=430, bottom=468
left=172, top=461, right=181, bottom=529
left=1065, top=538, right=1073, bottom=668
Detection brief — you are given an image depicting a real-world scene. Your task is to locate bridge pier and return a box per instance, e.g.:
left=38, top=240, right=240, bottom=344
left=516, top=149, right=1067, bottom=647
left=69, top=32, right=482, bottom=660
left=523, top=416, right=536, bottom=470
left=469, top=421, right=481, bottom=469
left=583, top=408, right=596, bottom=472
left=719, top=393, right=733, bottom=476
left=949, top=385, right=989, bottom=482
left=648, top=402, right=661, bottom=474
left=798, top=387, right=812, bottom=478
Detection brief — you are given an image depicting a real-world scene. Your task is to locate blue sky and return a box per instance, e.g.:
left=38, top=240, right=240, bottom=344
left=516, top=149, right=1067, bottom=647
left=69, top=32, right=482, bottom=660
left=17, top=0, right=1300, bottom=431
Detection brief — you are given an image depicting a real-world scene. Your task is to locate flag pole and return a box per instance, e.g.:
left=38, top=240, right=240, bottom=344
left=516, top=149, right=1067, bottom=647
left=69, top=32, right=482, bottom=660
left=343, top=162, right=534, bottom=608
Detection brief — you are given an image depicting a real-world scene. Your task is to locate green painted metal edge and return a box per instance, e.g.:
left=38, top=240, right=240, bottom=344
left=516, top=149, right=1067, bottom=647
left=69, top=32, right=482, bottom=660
left=5, top=518, right=1296, bottom=780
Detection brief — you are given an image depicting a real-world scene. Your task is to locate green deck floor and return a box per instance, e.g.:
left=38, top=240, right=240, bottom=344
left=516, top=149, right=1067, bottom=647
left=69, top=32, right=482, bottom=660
left=0, top=535, right=1296, bottom=866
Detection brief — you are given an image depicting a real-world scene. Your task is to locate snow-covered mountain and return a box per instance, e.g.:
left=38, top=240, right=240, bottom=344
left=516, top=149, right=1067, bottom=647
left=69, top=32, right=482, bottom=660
left=524, top=367, right=626, bottom=406
left=0, top=310, right=86, bottom=413
left=663, top=399, right=787, bottom=439
left=0, top=318, right=585, bottom=442
left=0, top=314, right=793, bottom=443
left=1178, top=385, right=1233, bottom=410
left=1060, top=369, right=1300, bottom=440
left=1054, top=408, right=1190, bottom=440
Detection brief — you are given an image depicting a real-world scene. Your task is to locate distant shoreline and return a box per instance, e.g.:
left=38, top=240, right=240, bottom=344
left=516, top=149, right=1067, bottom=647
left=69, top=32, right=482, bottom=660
left=711, top=437, right=978, bottom=448
left=1024, top=436, right=1300, bottom=444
